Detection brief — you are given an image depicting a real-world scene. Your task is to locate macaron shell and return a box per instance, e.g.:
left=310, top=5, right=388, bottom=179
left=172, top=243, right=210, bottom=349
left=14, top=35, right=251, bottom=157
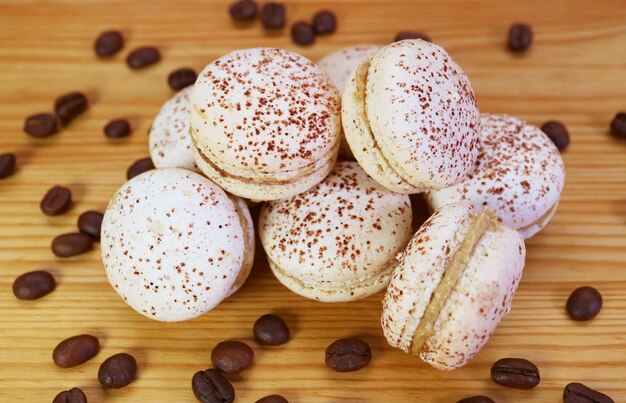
left=226, top=195, right=255, bottom=297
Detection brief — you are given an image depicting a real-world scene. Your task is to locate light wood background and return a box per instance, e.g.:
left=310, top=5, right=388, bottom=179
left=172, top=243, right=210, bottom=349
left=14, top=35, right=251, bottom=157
left=1, top=0, right=625, bottom=402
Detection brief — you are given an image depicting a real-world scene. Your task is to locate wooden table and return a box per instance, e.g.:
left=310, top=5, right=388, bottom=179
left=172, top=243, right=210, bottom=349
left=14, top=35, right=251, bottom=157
left=1, top=0, right=625, bottom=402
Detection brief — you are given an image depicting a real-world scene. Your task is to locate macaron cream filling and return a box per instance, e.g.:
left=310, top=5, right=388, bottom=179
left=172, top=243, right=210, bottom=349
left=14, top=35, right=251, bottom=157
left=226, top=196, right=255, bottom=296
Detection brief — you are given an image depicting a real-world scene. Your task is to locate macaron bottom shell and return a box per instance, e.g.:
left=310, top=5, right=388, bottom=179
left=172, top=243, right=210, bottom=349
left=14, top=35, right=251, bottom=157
left=226, top=195, right=255, bottom=297
left=517, top=201, right=559, bottom=239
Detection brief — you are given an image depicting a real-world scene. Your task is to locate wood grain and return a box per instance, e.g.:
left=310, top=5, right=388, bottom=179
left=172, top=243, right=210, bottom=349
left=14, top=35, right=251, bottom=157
left=1, top=0, right=626, bottom=402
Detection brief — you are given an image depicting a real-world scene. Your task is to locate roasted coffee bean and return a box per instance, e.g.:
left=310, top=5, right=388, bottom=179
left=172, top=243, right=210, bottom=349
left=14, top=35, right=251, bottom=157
left=567, top=286, right=602, bottom=321
left=127, top=157, right=155, bottom=179
left=53, top=334, right=100, bottom=368
left=12, top=270, right=56, bottom=300
left=95, top=30, right=124, bottom=57
left=253, top=314, right=290, bottom=346
left=610, top=112, right=626, bottom=138
left=491, top=357, right=540, bottom=389
left=0, top=153, right=16, bottom=179
left=542, top=120, right=570, bottom=150
left=52, top=387, right=88, bottom=403
left=508, top=23, right=533, bottom=51
left=261, top=2, right=286, bottom=30
left=78, top=211, right=104, bottom=241
left=104, top=119, right=131, bottom=138
left=192, top=368, right=235, bottom=403
left=457, top=396, right=495, bottom=403
left=255, top=395, right=288, bottom=403
left=98, top=353, right=137, bottom=389
left=312, top=10, right=336, bottom=35
left=55, top=92, right=88, bottom=126
left=23, top=113, right=58, bottom=137
left=394, top=31, right=431, bottom=42
left=211, top=341, right=254, bottom=374
left=229, top=0, right=258, bottom=21
left=51, top=233, right=93, bottom=258
left=168, top=68, right=197, bottom=91
left=40, top=185, right=72, bottom=216
left=563, top=382, right=614, bottom=403
left=291, top=22, right=315, bottom=46
left=325, top=338, right=371, bottom=372
left=126, top=47, right=161, bottom=69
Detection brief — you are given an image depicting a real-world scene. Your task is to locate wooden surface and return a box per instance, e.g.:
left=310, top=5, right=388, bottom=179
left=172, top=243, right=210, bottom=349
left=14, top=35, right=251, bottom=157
left=1, top=0, right=626, bottom=402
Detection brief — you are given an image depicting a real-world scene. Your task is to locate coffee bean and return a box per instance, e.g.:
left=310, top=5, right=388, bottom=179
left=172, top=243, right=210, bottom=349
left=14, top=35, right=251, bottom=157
left=0, top=153, right=16, bottom=179
left=104, top=119, right=131, bottom=138
left=542, top=120, right=570, bottom=150
left=211, top=341, right=254, bottom=374
left=312, top=11, right=336, bottom=35
left=78, top=211, right=104, bottom=241
left=23, top=113, right=58, bottom=137
left=98, top=353, right=137, bottom=389
left=567, top=286, right=602, bottom=321
left=260, top=2, right=286, bottom=30
left=563, top=382, right=614, bottom=403
left=394, top=31, right=431, bottom=42
left=229, top=0, right=258, bottom=21
left=126, top=47, right=161, bottom=69
left=168, top=68, right=197, bottom=91
left=291, top=22, right=315, bottom=46
left=457, top=396, right=495, bottom=403
left=52, top=387, right=88, bottom=403
left=95, top=30, right=124, bottom=57
left=192, top=368, right=235, bottom=403
left=127, top=157, right=155, bottom=180
left=256, top=395, right=288, bottom=403
left=40, top=185, right=72, bottom=216
left=491, top=357, right=540, bottom=389
left=508, top=23, right=533, bottom=51
left=53, top=334, right=100, bottom=368
left=55, top=92, right=88, bottom=126
left=51, top=233, right=93, bottom=258
left=253, top=314, right=290, bottom=346
left=12, top=270, right=56, bottom=300
left=325, top=338, right=371, bottom=372
left=610, top=112, right=626, bottom=138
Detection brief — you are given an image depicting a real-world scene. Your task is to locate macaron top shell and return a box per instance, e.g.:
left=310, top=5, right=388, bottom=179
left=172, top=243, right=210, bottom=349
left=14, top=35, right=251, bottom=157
left=318, top=45, right=382, bottom=94
left=101, top=168, right=246, bottom=322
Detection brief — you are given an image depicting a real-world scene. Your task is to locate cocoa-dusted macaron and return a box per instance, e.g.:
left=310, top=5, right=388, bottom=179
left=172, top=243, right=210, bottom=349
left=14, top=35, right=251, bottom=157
left=191, top=48, right=342, bottom=201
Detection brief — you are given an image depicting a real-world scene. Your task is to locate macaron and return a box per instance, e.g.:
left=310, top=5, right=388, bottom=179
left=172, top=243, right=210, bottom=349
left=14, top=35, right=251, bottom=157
left=426, top=114, right=565, bottom=239
left=342, top=39, right=481, bottom=193
left=101, top=168, right=254, bottom=322
left=191, top=47, right=342, bottom=201
left=149, top=86, right=197, bottom=170
left=318, top=45, right=382, bottom=158
left=259, top=161, right=413, bottom=302
left=382, top=202, right=525, bottom=370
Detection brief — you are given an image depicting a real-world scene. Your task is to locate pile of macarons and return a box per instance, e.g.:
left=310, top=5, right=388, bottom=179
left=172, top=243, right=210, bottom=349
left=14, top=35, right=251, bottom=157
left=101, top=39, right=565, bottom=370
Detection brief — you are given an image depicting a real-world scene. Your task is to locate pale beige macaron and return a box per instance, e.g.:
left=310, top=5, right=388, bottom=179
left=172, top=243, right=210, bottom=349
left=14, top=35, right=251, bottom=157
left=382, top=202, right=525, bottom=370
left=342, top=39, right=481, bottom=193
left=259, top=161, right=413, bottom=302
left=191, top=48, right=342, bottom=201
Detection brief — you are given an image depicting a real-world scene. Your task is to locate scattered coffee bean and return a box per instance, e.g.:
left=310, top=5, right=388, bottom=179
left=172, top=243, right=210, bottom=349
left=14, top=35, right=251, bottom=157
left=168, top=68, right=197, bottom=91
left=542, top=120, right=570, bottom=150
left=567, top=286, right=602, bottom=321
left=253, top=314, right=290, bottom=346
left=51, top=233, right=93, bottom=258
left=53, top=387, right=88, bottom=403
left=563, top=382, right=614, bottom=403
left=312, top=11, right=336, bottom=35
left=95, top=30, right=124, bottom=57
left=256, top=395, right=288, bottom=403
left=23, top=113, right=58, bottom=137
left=325, top=338, right=371, bottom=372
left=394, top=31, right=431, bottom=42
left=104, top=119, right=131, bottom=138
left=78, top=211, right=104, bottom=241
left=192, top=368, right=235, bottom=403
left=98, top=353, right=137, bottom=389
left=0, top=153, right=16, bottom=179
left=491, top=357, right=540, bottom=389
left=126, top=47, right=161, bottom=69
left=211, top=341, right=254, bottom=374
left=457, top=396, right=495, bottom=403
left=508, top=23, right=533, bottom=51
left=127, top=157, right=155, bottom=180
left=291, top=22, right=315, bottom=46
left=229, top=0, right=258, bottom=21
left=610, top=112, right=626, bottom=138
left=261, top=2, right=286, bottom=30
left=12, top=270, right=56, bottom=300
left=40, top=185, right=72, bottom=216
left=53, top=334, right=100, bottom=368
left=55, top=92, right=88, bottom=126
